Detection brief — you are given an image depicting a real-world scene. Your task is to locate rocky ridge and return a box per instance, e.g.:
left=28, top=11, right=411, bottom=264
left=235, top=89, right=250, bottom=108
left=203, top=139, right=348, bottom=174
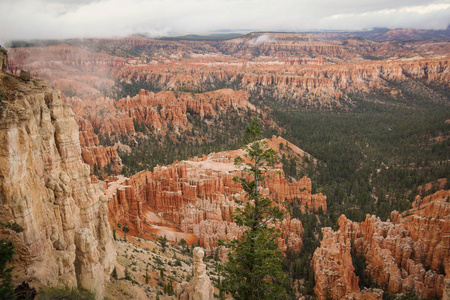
left=7, top=37, right=450, bottom=112
left=0, top=67, right=115, bottom=298
left=115, top=55, right=449, bottom=109
left=69, top=88, right=253, bottom=138
left=65, top=88, right=254, bottom=174
left=312, top=188, right=449, bottom=299
left=105, top=136, right=326, bottom=256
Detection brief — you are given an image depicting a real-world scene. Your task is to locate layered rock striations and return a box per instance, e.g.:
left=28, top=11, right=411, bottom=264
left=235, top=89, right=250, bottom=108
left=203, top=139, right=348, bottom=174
left=105, top=137, right=326, bottom=255
left=312, top=227, right=360, bottom=300
left=312, top=189, right=449, bottom=299
left=65, top=88, right=253, bottom=172
left=115, top=54, right=449, bottom=109
left=69, top=88, right=253, bottom=138
left=0, top=70, right=115, bottom=298
left=7, top=38, right=449, bottom=111
left=76, top=116, right=122, bottom=174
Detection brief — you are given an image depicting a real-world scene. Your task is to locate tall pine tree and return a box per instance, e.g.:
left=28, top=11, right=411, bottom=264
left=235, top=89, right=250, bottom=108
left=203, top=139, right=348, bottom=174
left=219, top=118, right=288, bottom=300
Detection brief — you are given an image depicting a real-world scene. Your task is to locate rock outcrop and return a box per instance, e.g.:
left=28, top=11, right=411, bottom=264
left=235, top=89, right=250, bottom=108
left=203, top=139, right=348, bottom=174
left=176, top=247, right=214, bottom=300
left=105, top=137, right=326, bottom=256
left=68, top=88, right=253, bottom=138
left=312, top=227, right=359, bottom=299
left=66, top=88, right=253, bottom=172
left=0, top=70, right=115, bottom=298
left=76, top=116, right=122, bottom=174
left=312, top=188, right=449, bottom=299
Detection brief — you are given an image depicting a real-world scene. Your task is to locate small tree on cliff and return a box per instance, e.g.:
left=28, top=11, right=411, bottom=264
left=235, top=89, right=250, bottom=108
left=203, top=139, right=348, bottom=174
left=219, top=118, right=288, bottom=300
left=122, top=224, right=129, bottom=242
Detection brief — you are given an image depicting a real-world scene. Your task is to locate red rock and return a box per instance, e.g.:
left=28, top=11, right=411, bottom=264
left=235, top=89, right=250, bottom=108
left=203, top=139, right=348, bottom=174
left=75, top=116, right=122, bottom=173
left=105, top=137, right=326, bottom=256
left=313, top=188, right=449, bottom=299
left=312, top=227, right=360, bottom=300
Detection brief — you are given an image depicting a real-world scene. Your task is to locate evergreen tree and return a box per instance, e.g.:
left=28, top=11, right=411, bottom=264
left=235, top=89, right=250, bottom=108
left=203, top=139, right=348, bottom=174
left=122, top=224, right=129, bottom=242
left=219, top=118, right=288, bottom=300
left=111, top=267, right=117, bottom=279
left=0, top=239, right=15, bottom=300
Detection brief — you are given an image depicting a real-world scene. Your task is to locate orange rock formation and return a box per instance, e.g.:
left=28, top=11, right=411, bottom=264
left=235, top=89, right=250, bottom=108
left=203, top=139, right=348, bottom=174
left=105, top=137, right=326, bottom=256
left=76, top=116, right=122, bottom=173
left=312, top=189, right=449, bottom=299
left=7, top=36, right=449, bottom=111
left=63, top=88, right=253, bottom=172
left=69, top=88, right=252, bottom=137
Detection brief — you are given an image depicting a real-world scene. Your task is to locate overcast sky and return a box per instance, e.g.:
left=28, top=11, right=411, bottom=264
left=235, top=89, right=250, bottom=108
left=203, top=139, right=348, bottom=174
left=1, top=0, right=449, bottom=44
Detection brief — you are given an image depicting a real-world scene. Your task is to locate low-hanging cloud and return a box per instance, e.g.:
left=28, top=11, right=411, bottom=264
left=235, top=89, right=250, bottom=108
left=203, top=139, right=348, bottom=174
left=0, top=0, right=449, bottom=43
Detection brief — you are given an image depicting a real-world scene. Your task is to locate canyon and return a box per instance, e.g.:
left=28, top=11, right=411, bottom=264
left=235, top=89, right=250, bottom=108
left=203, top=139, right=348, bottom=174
left=1, top=31, right=449, bottom=299
left=65, top=87, right=254, bottom=174
left=7, top=33, right=449, bottom=111
left=7, top=33, right=449, bottom=175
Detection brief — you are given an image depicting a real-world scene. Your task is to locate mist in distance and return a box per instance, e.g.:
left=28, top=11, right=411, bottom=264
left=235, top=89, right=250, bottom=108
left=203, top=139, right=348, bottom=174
left=1, top=0, right=449, bottom=44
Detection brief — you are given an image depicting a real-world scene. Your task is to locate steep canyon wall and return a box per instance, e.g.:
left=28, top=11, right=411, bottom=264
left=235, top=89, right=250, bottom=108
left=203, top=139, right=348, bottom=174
left=0, top=70, right=115, bottom=298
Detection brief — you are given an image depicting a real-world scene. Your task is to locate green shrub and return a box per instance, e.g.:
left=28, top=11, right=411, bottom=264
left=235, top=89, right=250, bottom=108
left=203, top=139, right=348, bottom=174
left=111, top=267, right=117, bottom=279
left=0, top=222, right=24, bottom=233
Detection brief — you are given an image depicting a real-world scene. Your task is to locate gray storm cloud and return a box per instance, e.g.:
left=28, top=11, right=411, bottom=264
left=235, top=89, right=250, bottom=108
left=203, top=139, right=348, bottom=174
left=0, top=0, right=449, bottom=43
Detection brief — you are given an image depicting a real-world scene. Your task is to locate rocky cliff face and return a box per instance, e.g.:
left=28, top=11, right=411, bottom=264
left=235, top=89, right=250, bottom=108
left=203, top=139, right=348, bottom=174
left=312, top=227, right=360, bottom=299
left=0, top=70, right=115, bottom=298
left=105, top=137, right=326, bottom=256
left=69, top=88, right=253, bottom=138
left=312, top=188, right=449, bottom=299
left=115, top=54, right=449, bottom=109
left=76, top=116, right=122, bottom=175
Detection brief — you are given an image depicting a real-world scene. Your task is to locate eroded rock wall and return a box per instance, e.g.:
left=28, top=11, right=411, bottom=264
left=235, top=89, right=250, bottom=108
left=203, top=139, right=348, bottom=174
left=0, top=72, right=115, bottom=298
left=106, top=137, right=326, bottom=256
left=312, top=189, right=449, bottom=299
